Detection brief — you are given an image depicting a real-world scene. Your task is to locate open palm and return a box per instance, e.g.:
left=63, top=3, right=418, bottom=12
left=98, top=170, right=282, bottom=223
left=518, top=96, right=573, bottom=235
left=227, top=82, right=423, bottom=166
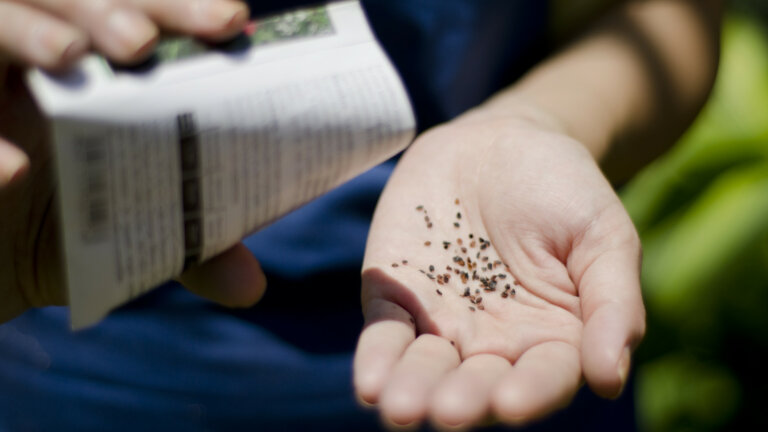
left=354, top=115, right=646, bottom=428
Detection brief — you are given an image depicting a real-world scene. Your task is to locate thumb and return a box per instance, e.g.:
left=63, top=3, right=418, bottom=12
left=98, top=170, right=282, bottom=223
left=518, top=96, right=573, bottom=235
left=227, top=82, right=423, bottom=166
left=574, top=226, right=645, bottom=398
left=178, top=243, right=268, bottom=308
left=0, top=135, right=30, bottom=188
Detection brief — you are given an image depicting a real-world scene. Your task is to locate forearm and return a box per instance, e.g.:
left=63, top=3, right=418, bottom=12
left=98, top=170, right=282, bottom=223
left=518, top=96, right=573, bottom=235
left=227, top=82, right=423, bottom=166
left=473, top=0, right=723, bottom=183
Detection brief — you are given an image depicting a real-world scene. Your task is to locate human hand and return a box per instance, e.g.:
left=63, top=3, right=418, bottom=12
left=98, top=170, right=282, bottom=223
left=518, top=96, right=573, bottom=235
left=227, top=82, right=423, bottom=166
left=0, top=0, right=265, bottom=323
left=354, top=109, right=646, bottom=428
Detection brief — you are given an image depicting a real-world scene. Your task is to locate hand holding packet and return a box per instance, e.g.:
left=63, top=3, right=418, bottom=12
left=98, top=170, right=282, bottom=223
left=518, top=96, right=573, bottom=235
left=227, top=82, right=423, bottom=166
left=26, top=1, right=415, bottom=328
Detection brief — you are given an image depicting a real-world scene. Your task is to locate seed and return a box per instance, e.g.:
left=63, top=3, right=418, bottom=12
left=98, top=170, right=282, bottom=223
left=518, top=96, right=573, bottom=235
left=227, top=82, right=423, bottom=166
left=457, top=238, right=463, bottom=245
left=476, top=297, right=483, bottom=304
left=427, top=274, right=435, bottom=280
left=416, top=205, right=424, bottom=211
left=505, top=284, right=511, bottom=290
left=461, top=247, right=467, bottom=253
left=514, top=280, right=521, bottom=286
left=479, top=237, right=485, bottom=243
left=511, top=288, right=516, bottom=295
left=469, top=233, right=474, bottom=239
left=478, top=305, right=485, bottom=311
left=402, top=260, right=408, bottom=265
left=424, top=241, right=431, bottom=246
left=501, top=292, right=508, bottom=298
left=424, top=216, right=430, bottom=222
left=450, top=341, right=455, bottom=346
left=469, top=306, right=475, bottom=312
left=456, top=212, right=462, bottom=219
left=475, top=289, right=480, bottom=294
left=429, top=265, right=435, bottom=272
left=446, top=265, right=452, bottom=271
left=436, top=289, right=443, bottom=296
left=455, top=198, right=460, bottom=205
left=482, top=256, right=489, bottom=262
left=427, top=223, right=433, bottom=228
left=463, top=287, right=470, bottom=296
left=498, top=274, right=507, bottom=279
left=470, top=241, right=476, bottom=248
left=443, top=241, right=451, bottom=250
left=391, top=263, right=399, bottom=268
left=454, top=222, right=460, bottom=228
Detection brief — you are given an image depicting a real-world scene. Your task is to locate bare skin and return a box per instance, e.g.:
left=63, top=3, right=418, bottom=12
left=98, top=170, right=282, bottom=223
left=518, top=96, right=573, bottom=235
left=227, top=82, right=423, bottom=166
left=0, top=0, right=266, bottom=323
left=0, top=0, right=721, bottom=429
left=356, top=113, right=644, bottom=427
left=355, top=0, right=721, bottom=428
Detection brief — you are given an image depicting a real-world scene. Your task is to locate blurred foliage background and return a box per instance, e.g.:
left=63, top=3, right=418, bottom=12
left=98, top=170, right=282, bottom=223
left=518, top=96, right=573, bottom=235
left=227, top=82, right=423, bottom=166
left=621, top=2, right=768, bottom=430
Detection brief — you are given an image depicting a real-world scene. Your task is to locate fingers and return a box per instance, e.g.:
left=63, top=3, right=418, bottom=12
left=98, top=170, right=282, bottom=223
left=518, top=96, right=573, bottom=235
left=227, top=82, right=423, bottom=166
left=0, top=2, right=88, bottom=69
left=430, top=354, right=510, bottom=428
left=378, top=334, right=460, bottom=426
left=0, top=0, right=250, bottom=68
left=354, top=298, right=416, bottom=405
left=493, top=341, right=582, bottom=424
left=126, top=0, right=249, bottom=41
left=0, top=135, right=30, bottom=188
left=15, top=0, right=159, bottom=64
left=576, top=230, right=645, bottom=398
left=178, top=243, right=267, bottom=308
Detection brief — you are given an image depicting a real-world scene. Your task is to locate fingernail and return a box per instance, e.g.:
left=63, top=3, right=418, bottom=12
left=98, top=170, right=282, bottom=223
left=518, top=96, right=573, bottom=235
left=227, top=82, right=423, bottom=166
left=34, top=25, right=87, bottom=69
left=355, top=391, right=376, bottom=408
left=616, top=346, right=631, bottom=393
left=196, top=0, right=250, bottom=30
left=58, top=33, right=89, bottom=66
left=382, top=416, right=419, bottom=431
left=106, top=9, right=158, bottom=56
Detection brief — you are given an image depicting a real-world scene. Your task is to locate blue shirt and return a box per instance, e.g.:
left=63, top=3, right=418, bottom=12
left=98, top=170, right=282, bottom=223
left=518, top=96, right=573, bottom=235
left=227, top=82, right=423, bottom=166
left=0, top=2, right=636, bottom=431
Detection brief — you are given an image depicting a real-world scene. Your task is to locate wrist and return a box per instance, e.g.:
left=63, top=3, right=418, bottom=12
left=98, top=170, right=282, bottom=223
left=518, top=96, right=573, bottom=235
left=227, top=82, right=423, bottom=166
left=452, top=95, right=612, bottom=160
left=457, top=97, right=566, bottom=134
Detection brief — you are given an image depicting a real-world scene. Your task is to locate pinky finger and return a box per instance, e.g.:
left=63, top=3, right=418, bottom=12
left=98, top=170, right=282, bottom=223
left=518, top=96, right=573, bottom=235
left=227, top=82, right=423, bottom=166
left=0, top=3, right=88, bottom=70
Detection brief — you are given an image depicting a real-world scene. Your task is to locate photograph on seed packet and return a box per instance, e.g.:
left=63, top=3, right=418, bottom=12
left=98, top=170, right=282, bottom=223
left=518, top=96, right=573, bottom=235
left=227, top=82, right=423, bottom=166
left=110, top=6, right=335, bottom=72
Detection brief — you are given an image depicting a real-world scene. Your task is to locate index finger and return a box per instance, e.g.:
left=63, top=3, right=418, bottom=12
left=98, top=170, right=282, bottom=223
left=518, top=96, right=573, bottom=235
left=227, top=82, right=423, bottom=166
left=126, top=0, right=249, bottom=41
